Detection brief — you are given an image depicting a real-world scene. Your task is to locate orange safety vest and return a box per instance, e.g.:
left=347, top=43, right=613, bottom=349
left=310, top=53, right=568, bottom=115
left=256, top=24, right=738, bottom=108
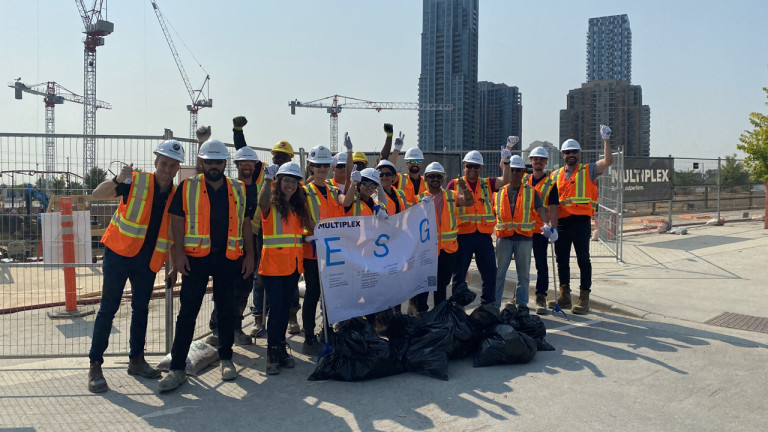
left=249, top=163, right=265, bottom=233
left=417, top=189, right=459, bottom=253
left=454, top=177, right=495, bottom=235
left=259, top=206, right=305, bottom=276
left=396, top=173, right=426, bottom=206
left=101, top=172, right=174, bottom=272
left=302, top=181, right=341, bottom=260
left=494, top=183, right=536, bottom=238
left=379, top=187, right=407, bottom=216
left=551, top=164, right=597, bottom=217
left=345, top=196, right=376, bottom=216
left=181, top=174, right=246, bottom=260
left=524, top=173, right=555, bottom=231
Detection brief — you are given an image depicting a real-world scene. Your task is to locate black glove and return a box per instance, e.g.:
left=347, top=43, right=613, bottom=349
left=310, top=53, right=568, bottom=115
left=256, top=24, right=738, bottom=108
left=233, top=116, right=248, bottom=130
left=383, top=123, right=393, bottom=137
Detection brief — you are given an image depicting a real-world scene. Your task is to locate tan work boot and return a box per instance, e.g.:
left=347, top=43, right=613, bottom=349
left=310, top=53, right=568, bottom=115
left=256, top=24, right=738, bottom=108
left=571, top=290, right=590, bottom=315
left=548, top=285, right=572, bottom=309
left=127, top=355, right=161, bottom=379
left=234, top=329, right=253, bottom=346
left=88, top=361, right=108, bottom=393
left=249, top=314, right=264, bottom=338
left=158, top=369, right=186, bottom=392
left=535, top=294, right=548, bottom=315
left=287, top=308, right=300, bottom=335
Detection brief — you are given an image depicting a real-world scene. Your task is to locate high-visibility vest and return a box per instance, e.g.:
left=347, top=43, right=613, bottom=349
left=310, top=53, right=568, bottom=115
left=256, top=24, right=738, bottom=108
left=524, top=173, right=555, bottom=231
left=326, top=178, right=345, bottom=192
left=417, top=189, right=459, bottom=253
left=249, top=163, right=265, bottom=233
left=551, top=164, right=598, bottom=217
left=396, top=173, right=426, bottom=206
left=345, top=196, right=376, bottom=216
left=101, top=172, right=174, bottom=272
left=494, top=183, right=537, bottom=238
left=302, top=181, right=341, bottom=260
left=181, top=174, right=246, bottom=260
left=454, top=177, right=495, bottom=235
left=259, top=206, right=305, bottom=276
left=379, top=187, right=407, bottom=216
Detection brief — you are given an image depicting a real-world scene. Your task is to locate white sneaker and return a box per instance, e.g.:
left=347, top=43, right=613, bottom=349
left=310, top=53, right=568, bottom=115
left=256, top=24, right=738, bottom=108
left=221, top=360, right=237, bottom=381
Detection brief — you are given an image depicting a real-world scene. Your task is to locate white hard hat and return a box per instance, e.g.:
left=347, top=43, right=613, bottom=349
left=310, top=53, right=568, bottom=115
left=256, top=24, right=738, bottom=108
left=308, top=145, right=333, bottom=164
left=198, top=139, right=230, bottom=160
left=424, top=162, right=446, bottom=175
left=234, top=146, right=259, bottom=162
left=462, top=150, right=484, bottom=165
left=529, top=146, right=549, bottom=159
left=154, top=140, right=185, bottom=163
left=403, top=147, right=424, bottom=161
left=360, top=168, right=381, bottom=185
left=334, top=152, right=348, bottom=165
left=376, top=160, right=396, bottom=171
left=276, top=161, right=303, bottom=179
left=509, top=155, right=526, bottom=169
left=561, top=139, right=581, bottom=151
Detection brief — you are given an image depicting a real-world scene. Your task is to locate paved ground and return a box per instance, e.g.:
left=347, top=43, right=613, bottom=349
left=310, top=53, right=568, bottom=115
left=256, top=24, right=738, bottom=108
left=2, top=221, right=767, bottom=431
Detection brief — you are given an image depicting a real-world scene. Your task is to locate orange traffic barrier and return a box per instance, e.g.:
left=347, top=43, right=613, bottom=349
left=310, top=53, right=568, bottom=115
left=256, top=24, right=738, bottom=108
left=60, top=197, right=78, bottom=312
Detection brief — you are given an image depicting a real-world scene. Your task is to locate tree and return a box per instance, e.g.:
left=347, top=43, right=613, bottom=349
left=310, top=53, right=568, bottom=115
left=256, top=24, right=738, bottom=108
left=674, top=170, right=703, bottom=186
left=83, top=167, right=107, bottom=191
left=737, top=86, right=768, bottom=229
left=719, top=154, right=751, bottom=186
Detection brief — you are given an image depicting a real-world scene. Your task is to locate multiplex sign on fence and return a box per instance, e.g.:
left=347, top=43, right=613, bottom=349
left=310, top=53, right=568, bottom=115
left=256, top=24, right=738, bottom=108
left=615, top=157, right=674, bottom=202
left=315, top=200, right=438, bottom=324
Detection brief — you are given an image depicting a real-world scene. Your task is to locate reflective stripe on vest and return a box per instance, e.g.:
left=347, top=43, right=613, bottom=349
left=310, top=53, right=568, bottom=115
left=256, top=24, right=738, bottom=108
left=182, top=175, right=245, bottom=259
left=552, top=164, right=597, bottom=217
left=494, top=183, right=536, bottom=237
left=417, top=189, right=458, bottom=251
left=525, top=173, right=555, bottom=231
left=396, top=173, right=425, bottom=205
left=455, top=177, right=495, bottom=234
left=381, top=187, right=407, bottom=215
left=108, top=172, right=152, bottom=239
left=263, top=206, right=302, bottom=248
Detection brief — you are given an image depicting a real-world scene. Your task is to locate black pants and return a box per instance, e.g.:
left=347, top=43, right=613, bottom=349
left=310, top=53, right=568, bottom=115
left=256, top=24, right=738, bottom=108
left=554, top=215, right=592, bottom=292
left=262, top=271, right=300, bottom=347
left=453, top=232, right=497, bottom=304
left=532, top=233, right=550, bottom=296
left=412, top=250, right=457, bottom=312
left=170, top=254, right=239, bottom=370
left=209, top=235, right=259, bottom=333
left=302, top=258, right=322, bottom=334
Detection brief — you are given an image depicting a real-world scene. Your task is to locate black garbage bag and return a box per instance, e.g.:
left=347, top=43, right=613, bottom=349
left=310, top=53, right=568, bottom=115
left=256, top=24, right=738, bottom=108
left=473, top=324, right=538, bottom=367
left=449, top=282, right=476, bottom=307
left=501, top=304, right=555, bottom=351
left=421, top=296, right=483, bottom=359
left=469, top=303, right=502, bottom=330
left=308, top=318, right=405, bottom=381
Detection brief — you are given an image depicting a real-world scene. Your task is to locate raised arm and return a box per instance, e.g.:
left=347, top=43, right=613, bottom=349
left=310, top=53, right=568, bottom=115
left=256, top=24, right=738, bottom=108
left=595, top=125, right=613, bottom=175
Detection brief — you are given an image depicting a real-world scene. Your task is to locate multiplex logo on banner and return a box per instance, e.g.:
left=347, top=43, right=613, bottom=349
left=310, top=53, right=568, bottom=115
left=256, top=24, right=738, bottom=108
left=612, top=157, right=674, bottom=202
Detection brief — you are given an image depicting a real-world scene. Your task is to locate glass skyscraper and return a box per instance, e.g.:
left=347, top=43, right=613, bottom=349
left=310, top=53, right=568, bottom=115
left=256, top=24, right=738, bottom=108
left=587, top=14, right=632, bottom=82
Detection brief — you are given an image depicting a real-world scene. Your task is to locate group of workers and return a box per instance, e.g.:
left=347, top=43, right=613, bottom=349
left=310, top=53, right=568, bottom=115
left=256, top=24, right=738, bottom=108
left=85, top=117, right=613, bottom=394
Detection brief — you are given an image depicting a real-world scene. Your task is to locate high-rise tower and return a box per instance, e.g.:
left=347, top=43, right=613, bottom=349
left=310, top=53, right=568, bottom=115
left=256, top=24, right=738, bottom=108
left=587, top=14, right=632, bottom=82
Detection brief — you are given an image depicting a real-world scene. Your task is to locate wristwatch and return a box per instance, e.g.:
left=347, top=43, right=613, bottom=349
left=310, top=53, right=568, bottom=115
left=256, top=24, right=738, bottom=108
left=112, top=176, right=120, bottom=185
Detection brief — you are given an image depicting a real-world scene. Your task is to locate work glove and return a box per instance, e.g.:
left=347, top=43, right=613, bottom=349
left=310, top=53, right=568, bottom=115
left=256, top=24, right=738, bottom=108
left=117, top=163, right=134, bottom=184
left=304, top=235, right=317, bottom=243
left=264, top=164, right=279, bottom=180
left=500, top=147, right=512, bottom=163
left=542, top=224, right=559, bottom=243
left=420, top=195, right=433, bottom=203
left=331, top=156, right=338, bottom=166
left=394, top=132, right=405, bottom=151
left=507, top=136, right=519, bottom=149
left=233, top=116, right=248, bottom=130
left=384, top=123, right=393, bottom=137
left=375, top=208, right=389, bottom=221
left=600, top=124, right=612, bottom=140
left=344, top=132, right=353, bottom=151
left=350, top=166, right=362, bottom=184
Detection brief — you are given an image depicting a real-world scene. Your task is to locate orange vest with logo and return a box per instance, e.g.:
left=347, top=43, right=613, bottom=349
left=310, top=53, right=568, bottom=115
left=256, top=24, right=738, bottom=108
left=454, top=177, right=495, bottom=235
left=494, top=183, right=536, bottom=238
left=524, top=173, right=555, bottom=231
left=302, top=181, right=341, bottom=260
left=380, top=187, right=407, bottom=216
left=396, top=173, right=426, bottom=206
left=551, top=164, right=597, bottom=218
left=181, top=175, right=246, bottom=260
left=101, top=172, right=174, bottom=272
left=259, top=206, right=305, bottom=276
left=417, top=189, right=459, bottom=253
left=345, top=196, right=376, bottom=217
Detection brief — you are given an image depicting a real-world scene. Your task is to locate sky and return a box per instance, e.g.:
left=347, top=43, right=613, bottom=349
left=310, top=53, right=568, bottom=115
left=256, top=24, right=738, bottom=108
left=1, top=0, right=767, bottom=160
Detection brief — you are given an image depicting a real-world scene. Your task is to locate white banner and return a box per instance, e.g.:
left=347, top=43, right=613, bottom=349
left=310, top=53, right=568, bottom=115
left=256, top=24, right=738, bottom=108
left=315, top=200, right=438, bottom=324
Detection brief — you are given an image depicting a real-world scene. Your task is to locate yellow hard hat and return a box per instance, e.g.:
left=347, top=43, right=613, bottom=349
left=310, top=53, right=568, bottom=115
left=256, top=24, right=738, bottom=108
left=352, top=151, right=368, bottom=165
left=271, top=140, right=294, bottom=157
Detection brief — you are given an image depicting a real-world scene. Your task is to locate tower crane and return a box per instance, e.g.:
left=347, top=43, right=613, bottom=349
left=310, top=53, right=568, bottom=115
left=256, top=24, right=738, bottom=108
left=150, top=0, right=212, bottom=164
left=289, top=95, right=453, bottom=153
left=9, top=80, right=112, bottom=174
left=75, top=0, right=113, bottom=176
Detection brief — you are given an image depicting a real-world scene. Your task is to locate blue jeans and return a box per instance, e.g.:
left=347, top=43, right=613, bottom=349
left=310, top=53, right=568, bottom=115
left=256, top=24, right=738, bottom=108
left=262, top=271, right=301, bottom=347
left=452, top=232, right=497, bottom=304
left=494, top=236, right=533, bottom=309
left=89, top=247, right=157, bottom=364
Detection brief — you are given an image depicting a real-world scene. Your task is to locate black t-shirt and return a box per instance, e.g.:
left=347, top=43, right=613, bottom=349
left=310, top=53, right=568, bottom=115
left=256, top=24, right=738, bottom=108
left=115, top=179, right=171, bottom=256
left=529, top=174, right=560, bottom=206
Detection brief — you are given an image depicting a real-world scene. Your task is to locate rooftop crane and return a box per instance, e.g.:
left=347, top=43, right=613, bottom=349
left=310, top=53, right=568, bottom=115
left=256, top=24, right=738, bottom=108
left=150, top=0, right=212, bottom=164
left=289, top=95, right=453, bottom=153
left=75, top=0, right=113, bottom=176
left=9, top=79, right=112, bottom=175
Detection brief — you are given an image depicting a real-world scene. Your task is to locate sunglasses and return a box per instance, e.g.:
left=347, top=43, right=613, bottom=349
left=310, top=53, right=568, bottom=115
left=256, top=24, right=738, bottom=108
left=334, top=164, right=346, bottom=169
left=511, top=168, right=526, bottom=173
left=202, top=159, right=225, bottom=165
left=379, top=171, right=396, bottom=178
left=406, top=159, right=422, bottom=164
left=425, top=174, right=444, bottom=180
left=562, top=150, right=579, bottom=155
left=311, top=163, right=331, bottom=168
left=281, top=177, right=299, bottom=185
left=465, top=164, right=481, bottom=170
left=360, top=180, right=377, bottom=189
left=236, top=161, right=256, bottom=167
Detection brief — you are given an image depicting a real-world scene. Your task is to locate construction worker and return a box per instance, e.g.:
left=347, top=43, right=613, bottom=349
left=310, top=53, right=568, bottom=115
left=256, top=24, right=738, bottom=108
left=390, top=144, right=425, bottom=206
left=410, top=162, right=473, bottom=314
left=493, top=155, right=555, bottom=309
left=204, top=145, right=261, bottom=347
left=341, top=167, right=389, bottom=220
left=86, top=140, right=184, bottom=393
left=301, top=145, right=344, bottom=354
left=328, top=152, right=349, bottom=192
left=446, top=141, right=513, bottom=305
left=376, top=160, right=408, bottom=216
left=158, top=139, right=255, bottom=392
left=257, top=161, right=314, bottom=375
left=550, top=125, right=613, bottom=315
left=525, top=146, right=560, bottom=314
left=352, top=151, right=369, bottom=171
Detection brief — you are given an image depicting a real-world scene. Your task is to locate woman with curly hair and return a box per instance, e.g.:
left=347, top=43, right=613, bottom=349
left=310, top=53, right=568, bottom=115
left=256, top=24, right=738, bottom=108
left=258, top=161, right=314, bottom=375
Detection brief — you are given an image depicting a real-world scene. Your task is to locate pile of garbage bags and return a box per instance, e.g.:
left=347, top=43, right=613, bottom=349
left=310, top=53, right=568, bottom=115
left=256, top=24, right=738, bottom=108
left=308, top=284, right=556, bottom=382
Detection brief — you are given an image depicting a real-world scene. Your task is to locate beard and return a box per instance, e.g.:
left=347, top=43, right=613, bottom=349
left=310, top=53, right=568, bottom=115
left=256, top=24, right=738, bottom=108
left=239, top=170, right=253, bottom=180
left=204, top=169, right=223, bottom=182
left=409, top=165, right=420, bottom=174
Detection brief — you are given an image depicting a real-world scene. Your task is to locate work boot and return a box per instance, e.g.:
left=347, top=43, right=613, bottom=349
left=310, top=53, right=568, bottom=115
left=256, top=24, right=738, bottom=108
left=250, top=314, right=265, bottom=338
left=87, top=361, right=108, bottom=393
left=302, top=331, right=324, bottom=355
left=234, top=329, right=252, bottom=346
left=220, top=359, right=238, bottom=381
left=279, top=342, right=296, bottom=368
left=287, top=308, right=300, bottom=334
left=158, top=370, right=186, bottom=392
left=204, top=333, right=219, bottom=347
left=571, top=290, right=590, bottom=315
left=127, top=355, right=161, bottom=379
left=266, top=346, right=281, bottom=375
left=548, top=285, right=572, bottom=309
left=535, top=294, right=548, bottom=315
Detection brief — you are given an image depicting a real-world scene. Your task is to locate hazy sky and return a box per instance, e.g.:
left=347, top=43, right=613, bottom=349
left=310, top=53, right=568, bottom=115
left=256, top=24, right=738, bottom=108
left=1, top=0, right=767, bottom=159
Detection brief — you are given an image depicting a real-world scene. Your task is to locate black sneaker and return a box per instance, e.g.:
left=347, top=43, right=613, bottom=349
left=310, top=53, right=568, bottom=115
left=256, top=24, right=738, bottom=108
left=302, top=333, right=324, bottom=355
left=279, top=343, right=296, bottom=368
